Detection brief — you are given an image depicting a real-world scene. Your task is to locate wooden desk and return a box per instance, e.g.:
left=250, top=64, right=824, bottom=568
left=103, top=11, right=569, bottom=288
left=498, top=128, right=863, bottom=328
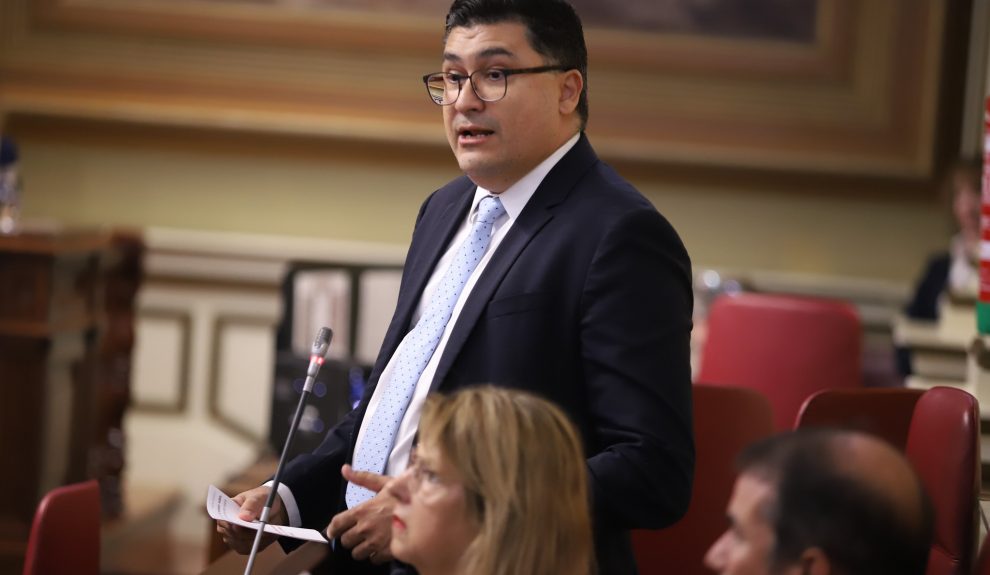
left=893, top=313, right=971, bottom=390
left=0, top=227, right=141, bottom=572
left=201, top=542, right=328, bottom=575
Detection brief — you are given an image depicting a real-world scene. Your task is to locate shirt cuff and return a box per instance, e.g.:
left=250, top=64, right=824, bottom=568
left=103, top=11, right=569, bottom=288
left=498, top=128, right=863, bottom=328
left=262, top=480, right=302, bottom=528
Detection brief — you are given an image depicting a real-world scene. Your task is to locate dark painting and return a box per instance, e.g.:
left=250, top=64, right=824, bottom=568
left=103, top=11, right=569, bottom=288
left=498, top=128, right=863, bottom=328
left=572, top=0, right=817, bottom=41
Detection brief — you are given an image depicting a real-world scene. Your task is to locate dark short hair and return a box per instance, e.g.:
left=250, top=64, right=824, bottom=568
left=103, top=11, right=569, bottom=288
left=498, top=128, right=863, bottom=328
left=738, top=429, right=933, bottom=575
left=443, top=0, right=589, bottom=129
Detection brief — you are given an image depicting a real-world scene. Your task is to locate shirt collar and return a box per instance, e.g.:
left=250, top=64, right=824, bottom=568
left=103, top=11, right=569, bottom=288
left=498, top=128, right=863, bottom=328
left=470, top=132, right=581, bottom=220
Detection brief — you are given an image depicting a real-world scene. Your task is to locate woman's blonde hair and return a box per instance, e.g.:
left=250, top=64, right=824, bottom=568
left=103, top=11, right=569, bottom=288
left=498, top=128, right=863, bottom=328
left=417, top=385, right=594, bottom=575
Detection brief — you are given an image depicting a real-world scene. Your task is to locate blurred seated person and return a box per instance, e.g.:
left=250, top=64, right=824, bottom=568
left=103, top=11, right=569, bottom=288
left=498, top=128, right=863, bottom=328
left=897, top=159, right=981, bottom=376
left=705, top=429, right=932, bottom=575
left=354, top=385, right=594, bottom=575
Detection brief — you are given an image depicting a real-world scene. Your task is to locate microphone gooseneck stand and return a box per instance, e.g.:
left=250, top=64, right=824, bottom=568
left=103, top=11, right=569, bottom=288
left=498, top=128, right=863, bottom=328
left=244, top=327, right=333, bottom=575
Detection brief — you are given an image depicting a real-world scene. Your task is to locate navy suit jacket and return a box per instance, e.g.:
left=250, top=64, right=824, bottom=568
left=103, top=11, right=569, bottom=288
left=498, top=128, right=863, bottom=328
left=279, top=134, right=695, bottom=574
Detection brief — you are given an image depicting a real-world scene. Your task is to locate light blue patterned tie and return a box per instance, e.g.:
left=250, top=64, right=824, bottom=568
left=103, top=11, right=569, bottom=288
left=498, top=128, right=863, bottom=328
left=346, top=195, right=505, bottom=507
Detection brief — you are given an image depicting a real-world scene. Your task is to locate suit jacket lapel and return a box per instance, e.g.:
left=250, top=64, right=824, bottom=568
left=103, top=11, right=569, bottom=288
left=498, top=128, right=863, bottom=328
left=431, top=135, right=599, bottom=389
left=374, top=178, right=474, bottom=381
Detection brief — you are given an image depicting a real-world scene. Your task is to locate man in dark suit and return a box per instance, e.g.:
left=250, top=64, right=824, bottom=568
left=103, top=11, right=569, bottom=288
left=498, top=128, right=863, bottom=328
left=217, top=1, right=694, bottom=573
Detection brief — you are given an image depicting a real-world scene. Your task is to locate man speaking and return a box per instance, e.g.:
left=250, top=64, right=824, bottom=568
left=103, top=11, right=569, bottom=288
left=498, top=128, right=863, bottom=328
left=218, top=1, right=694, bottom=573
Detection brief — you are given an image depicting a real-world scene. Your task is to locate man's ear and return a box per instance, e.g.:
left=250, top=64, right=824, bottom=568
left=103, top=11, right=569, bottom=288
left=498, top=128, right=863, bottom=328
left=797, top=547, right=832, bottom=575
left=558, top=69, right=583, bottom=116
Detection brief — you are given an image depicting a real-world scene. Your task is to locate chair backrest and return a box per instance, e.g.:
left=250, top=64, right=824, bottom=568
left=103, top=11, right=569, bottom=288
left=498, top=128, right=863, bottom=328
left=905, top=387, right=980, bottom=575
left=697, top=292, right=862, bottom=430
left=632, top=385, right=775, bottom=575
left=22, top=479, right=100, bottom=575
left=794, top=387, right=924, bottom=450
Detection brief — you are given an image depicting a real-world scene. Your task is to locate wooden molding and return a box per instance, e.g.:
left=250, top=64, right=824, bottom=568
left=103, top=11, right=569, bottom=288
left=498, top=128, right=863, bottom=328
left=208, top=314, right=278, bottom=445
left=0, top=0, right=952, bottom=179
left=130, top=309, right=192, bottom=414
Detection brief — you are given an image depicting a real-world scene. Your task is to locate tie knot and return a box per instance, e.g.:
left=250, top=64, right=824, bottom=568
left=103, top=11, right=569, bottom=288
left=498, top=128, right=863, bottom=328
left=476, top=196, right=505, bottom=226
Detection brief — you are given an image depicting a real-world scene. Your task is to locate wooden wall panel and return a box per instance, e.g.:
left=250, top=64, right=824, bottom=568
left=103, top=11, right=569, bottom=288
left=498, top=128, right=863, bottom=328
left=0, top=0, right=957, bottom=179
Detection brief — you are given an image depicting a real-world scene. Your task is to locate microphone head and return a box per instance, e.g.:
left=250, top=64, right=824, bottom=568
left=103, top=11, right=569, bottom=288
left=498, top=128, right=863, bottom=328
left=311, top=327, right=333, bottom=358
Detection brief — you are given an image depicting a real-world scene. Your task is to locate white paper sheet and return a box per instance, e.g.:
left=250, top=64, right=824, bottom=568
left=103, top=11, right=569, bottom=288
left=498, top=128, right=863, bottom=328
left=206, top=484, right=328, bottom=544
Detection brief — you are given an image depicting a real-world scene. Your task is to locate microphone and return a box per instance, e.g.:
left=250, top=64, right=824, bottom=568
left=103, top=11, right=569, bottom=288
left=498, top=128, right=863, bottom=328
left=302, top=327, right=332, bottom=393
left=244, top=327, right=333, bottom=575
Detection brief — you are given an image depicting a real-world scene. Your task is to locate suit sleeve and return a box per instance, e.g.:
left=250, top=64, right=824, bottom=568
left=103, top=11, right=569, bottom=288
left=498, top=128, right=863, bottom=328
left=580, top=206, right=695, bottom=529
left=276, top=407, right=361, bottom=532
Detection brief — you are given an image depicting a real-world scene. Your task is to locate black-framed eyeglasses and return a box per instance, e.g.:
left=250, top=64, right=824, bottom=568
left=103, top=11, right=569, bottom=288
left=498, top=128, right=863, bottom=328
left=422, top=65, right=570, bottom=106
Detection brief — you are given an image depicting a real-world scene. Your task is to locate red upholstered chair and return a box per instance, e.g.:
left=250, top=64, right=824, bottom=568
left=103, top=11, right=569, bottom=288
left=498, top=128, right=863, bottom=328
left=905, top=387, right=980, bottom=575
left=697, top=292, right=862, bottom=430
left=632, top=385, right=775, bottom=575
left=794, top=387, right=924, bottom=450
left=22, top=479, right=100, bottom=575
left=795, top=386, right=979, bottom=575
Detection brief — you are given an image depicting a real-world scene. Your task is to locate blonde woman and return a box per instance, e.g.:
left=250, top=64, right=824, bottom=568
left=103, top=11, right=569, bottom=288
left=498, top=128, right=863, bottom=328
left=377, top=386, right=594, bottom=575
